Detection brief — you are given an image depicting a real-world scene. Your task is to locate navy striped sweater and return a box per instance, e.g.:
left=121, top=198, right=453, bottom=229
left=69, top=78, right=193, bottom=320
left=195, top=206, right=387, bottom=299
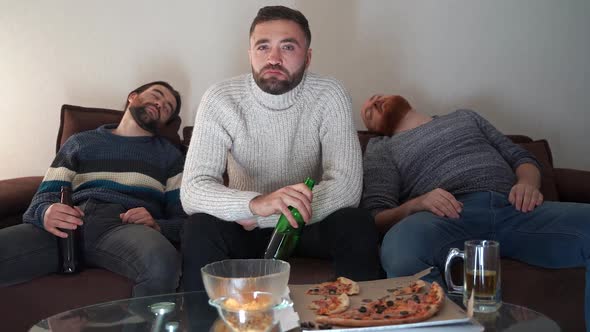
left=23, top=124, right=186, bottom=242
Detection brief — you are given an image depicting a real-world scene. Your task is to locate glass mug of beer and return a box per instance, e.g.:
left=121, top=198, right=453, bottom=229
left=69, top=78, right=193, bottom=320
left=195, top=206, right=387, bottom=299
left=444, top=240, right=501, bottom=313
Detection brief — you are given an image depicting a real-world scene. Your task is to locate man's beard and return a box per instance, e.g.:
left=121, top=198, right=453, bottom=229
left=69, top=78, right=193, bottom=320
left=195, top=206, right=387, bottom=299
left=129, top=106, right=159, bottom=135
left=252, top=60, right=307, bottom=95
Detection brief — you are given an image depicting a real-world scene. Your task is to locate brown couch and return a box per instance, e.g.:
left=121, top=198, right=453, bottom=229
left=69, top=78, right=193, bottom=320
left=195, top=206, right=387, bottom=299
left=1, top=105, right=588, bottom=331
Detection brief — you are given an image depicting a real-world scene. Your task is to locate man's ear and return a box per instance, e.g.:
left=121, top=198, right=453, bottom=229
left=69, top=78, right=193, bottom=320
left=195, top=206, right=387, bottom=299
left=128, top=92, right=138, bottom=104
left=304, top=48, right=312, bottom=69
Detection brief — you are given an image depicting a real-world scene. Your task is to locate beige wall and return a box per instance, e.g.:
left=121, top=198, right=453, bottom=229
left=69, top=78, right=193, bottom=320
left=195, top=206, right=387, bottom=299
left=1, top=0, right=589, bottom=180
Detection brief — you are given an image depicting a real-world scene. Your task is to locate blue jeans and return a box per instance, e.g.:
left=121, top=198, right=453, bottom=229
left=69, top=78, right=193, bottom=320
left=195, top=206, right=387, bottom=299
left=0, top=200, right=180, bottom=297
left=380, top=191, right=590, bottom=328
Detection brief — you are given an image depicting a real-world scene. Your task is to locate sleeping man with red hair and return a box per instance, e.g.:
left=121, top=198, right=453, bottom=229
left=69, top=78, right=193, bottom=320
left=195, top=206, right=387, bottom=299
left=359, top=94, right=590, bottom=327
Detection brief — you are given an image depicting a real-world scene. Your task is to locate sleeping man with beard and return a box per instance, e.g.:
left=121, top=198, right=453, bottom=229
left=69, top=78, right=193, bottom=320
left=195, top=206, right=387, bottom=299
left=0, top=81, right=186, bottom=297
left=359, top=95, right=590, bottom=327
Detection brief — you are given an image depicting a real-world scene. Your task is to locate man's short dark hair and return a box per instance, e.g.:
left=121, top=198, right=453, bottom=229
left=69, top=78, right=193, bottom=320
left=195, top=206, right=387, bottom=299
left=125, top=81, right=182, bottom=123
left=249, top=6, right=311, bottom=48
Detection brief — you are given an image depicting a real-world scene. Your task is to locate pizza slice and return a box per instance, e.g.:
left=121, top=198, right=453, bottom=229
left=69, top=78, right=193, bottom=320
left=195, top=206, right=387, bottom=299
left=308, top=293, right=350, bottom=315
left=306, top=277, right=360, bottom=296
left=387, top=280, right=426, bottom=296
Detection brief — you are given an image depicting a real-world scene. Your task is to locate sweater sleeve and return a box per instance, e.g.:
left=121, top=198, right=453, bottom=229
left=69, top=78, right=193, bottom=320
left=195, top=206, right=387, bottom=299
left=307, top=81, right=363, bottom=223
left=464, top=110, right=541, bottom=171
left=23, top=138, right=80, bottom=228
left=180, top=86, right=261, bottom=221
left=360, top=139, right=402, bottom=217
left=155, top=153, right=186, bottom=243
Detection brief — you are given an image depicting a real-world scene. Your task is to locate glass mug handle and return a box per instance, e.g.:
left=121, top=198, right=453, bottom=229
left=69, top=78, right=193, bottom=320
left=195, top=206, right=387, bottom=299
left=444, top=248, right=464, bottom=295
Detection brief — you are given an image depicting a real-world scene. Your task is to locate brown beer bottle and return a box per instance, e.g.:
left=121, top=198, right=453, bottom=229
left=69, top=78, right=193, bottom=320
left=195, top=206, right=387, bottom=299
left=57, top=186, right=83, bottom=274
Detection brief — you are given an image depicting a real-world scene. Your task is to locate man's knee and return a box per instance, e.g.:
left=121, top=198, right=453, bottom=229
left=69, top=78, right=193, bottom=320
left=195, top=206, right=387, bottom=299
left=322, top=207, right=378, bottom=242
left=182, top=213, right=220, bottom=241
left=380, top=215, right=443, bottom=276
left=380, top=240, right=424, bottom=278
left=0, top=223, right=56, bottom=259
left=182, top=213, right=227, bottom=257
left=0, top=224, right=59, bottom=286
left=138, top=241, right=180, bottom=285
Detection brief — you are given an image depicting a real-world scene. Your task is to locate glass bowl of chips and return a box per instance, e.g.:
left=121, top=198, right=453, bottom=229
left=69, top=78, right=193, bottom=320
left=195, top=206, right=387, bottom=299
left=201, top=259, right=290, bottom=304
left=208, top=291, right=292, bottom=332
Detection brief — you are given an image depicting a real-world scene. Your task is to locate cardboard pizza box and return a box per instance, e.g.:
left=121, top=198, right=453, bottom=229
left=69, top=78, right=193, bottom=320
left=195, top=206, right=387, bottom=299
left=288, top=269, right=483, bottom=331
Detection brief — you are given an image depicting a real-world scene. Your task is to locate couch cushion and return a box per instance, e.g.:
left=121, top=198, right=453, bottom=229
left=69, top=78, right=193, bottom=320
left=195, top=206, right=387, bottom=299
left=0, top=176, right=43, bottom=218
left=501, top=259, right=584, bottom=332
left=57, top=104, right=182, bottom=152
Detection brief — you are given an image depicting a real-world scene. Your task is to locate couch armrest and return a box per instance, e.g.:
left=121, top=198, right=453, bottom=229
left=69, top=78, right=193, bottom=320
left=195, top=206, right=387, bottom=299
left=0, top=176, right=42, bottom=219
left=554, top=168, right=590, bottom=204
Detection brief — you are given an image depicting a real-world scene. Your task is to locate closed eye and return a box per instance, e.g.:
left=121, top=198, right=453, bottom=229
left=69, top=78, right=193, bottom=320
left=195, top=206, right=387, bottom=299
left=150, top=91, right=173, bottom=114
left=165, top=102, right=173, bottom=114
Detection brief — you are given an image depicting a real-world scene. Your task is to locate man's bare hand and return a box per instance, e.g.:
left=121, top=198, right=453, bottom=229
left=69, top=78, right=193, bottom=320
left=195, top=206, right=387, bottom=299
left=120, top=207, right=161, bottom=232
left=249, top=183, right=313, bottom=228
left=414, top=188, right=463, bottom=219
left=509, top=183, right=543, bottom=212
left=237, top=218, right=258, bottom=231
left=43, top=203, right=84, bottom=238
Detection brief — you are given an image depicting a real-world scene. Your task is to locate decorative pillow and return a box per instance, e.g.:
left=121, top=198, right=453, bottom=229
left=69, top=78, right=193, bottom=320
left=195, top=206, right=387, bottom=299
left=56, top=104, right=182, bottom=152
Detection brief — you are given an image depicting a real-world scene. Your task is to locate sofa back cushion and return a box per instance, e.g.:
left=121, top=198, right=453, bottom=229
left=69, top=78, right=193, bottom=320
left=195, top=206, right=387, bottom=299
left=56, top=104, right=182, bottom=152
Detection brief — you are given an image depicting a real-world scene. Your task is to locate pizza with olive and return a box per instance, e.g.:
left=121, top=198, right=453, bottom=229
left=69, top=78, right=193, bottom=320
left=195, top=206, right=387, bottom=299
left=306, top=277, right=360, bottom=296
left=314, top=282, right=444, bottom=327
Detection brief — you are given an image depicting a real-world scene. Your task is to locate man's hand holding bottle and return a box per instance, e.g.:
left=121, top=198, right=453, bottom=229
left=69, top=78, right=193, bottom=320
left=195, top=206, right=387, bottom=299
left=249, top=182, right=313, bottom=228
left=43, top=203, right=85, bottom=238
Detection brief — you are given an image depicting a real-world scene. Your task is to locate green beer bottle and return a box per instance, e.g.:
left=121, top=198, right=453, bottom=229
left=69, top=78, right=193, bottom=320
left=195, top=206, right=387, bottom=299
left=264, top=177, right=315, bottom=260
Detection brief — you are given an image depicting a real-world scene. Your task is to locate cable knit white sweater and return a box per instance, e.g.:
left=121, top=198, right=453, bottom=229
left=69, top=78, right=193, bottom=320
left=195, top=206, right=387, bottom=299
left=180, top=72, right=362, bottom=228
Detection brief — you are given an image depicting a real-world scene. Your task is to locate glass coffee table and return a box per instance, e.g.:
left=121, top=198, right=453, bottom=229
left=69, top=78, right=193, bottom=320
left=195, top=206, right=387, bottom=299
left=30, top=291, right=220, bottom=332
left=30, top=291, right=560, bottom=331
left=447, top=294, right=561, bottom=332
left=468, top=304, right=560, bottom=331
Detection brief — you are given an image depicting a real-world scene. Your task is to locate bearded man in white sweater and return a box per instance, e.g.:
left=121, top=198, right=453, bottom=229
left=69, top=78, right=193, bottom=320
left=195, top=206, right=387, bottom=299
left=180, top=5, right=381, bottom=291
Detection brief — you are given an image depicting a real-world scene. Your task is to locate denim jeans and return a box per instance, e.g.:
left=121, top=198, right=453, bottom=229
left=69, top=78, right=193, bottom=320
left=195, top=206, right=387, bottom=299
left=0, top=200, right=180, bottom=297
left=380, top=191, right=590, bottom=328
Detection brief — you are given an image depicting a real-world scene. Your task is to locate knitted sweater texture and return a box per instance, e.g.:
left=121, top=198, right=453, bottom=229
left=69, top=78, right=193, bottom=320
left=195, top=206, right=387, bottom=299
left=181, top=72, right=362, bottom=228
left=361, top=110, right=540, bottom=216
left=23, top=124, right=185, bottom=242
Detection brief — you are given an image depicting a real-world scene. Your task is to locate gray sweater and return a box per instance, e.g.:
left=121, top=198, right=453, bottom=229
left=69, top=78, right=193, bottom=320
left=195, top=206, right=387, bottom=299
left=361, top=109, right=540, bottom=216
left=181, top=72, right=363, bottom=228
